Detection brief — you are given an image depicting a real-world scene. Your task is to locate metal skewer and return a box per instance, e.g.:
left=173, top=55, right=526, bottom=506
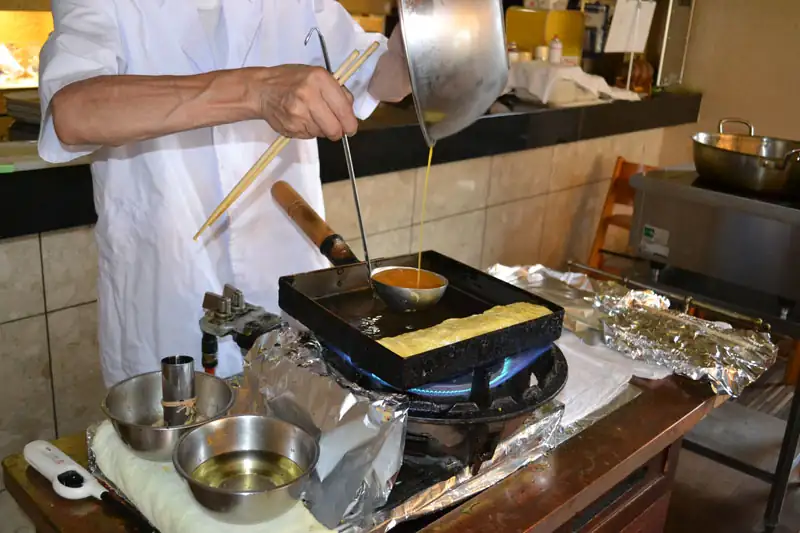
left=305, top=27, right=374, bottom=278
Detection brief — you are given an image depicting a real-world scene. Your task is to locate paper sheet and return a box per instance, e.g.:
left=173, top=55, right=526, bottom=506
left=604, top=0, right=657, bottom=53
left=91, top=421, right=331, bottom=533
left=555, top=330, right=670, bottom=428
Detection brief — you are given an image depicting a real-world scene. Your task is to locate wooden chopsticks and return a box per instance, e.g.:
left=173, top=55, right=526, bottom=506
left=194, top=42, right=381, bottom=241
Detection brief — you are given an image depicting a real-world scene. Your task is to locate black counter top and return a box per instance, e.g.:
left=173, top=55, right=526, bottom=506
left=2, top=91, right=701, bottom=239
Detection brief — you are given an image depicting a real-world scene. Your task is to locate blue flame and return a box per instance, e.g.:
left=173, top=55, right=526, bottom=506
left=327, top=344, right=549, bottom=399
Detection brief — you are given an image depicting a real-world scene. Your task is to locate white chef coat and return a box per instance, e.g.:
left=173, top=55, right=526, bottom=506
left=38, top=0, right=387, bottom=386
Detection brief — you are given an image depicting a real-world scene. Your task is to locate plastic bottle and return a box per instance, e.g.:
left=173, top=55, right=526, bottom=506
left=548, top=35, right=563, bottom=65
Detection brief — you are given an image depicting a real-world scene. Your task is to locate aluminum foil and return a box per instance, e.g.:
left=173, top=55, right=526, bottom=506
left=350, top=402, right=563, bottom=533
left=243, top=326, right=409, bottom=529
left=487, top=264, right=604, bottom=342
left=596, top=288, right=778, bottom=397
left=246, top=325, right=563, bottom=533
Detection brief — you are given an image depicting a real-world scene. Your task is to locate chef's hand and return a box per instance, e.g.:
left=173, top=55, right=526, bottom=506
left=368, top=28, right=412, bottom=103
left=254, top=65, right=358, bottom=141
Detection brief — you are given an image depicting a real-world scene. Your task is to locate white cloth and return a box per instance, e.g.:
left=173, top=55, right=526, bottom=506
left=505, top=61, right=640, bottom=106
left=554, top=330, right=670, bottom=428
left=91, top=421, right=331, bottom=533
left=38, top=0, right=387, bottom=386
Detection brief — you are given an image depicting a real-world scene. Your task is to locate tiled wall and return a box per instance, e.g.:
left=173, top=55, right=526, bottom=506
left=0, top=128, right=664, bottom=513
left=325, top=128, right=665, bottom=270
left=0, top=226, right=102, bottom=493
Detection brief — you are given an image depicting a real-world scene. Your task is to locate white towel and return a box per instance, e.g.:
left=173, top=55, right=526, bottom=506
left=91, top=421, right=331, bottom=533
left=505, top=61, right=640, bottom=106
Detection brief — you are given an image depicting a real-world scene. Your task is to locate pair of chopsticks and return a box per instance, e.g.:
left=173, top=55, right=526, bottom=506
left=193, top=41, right=382, bottom=241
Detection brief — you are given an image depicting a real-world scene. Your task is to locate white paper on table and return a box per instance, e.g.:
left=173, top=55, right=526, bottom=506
left=91, top=421, right=331, bottom=533
left=554, top=331, right=671, bottom=428
left=604, top=0, right=657, bottom=53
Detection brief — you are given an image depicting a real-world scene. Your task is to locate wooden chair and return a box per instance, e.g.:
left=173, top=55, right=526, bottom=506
left=588, top=156, right=657, bottom=271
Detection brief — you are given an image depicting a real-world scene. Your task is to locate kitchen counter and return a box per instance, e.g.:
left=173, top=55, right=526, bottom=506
left=1, top=91, right=701, bottom=239
left=2, top=375, right=717, bottom=533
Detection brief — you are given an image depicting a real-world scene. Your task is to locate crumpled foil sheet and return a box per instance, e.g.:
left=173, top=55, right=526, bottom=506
left=243, top=326, right=409, bottom=529
left=596, top=288, right=778, bottom=397
left=354, top=402, right=563, bottom=533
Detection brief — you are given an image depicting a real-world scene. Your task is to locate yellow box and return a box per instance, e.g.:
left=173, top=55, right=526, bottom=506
left=505, top=7, right=584, bottom=60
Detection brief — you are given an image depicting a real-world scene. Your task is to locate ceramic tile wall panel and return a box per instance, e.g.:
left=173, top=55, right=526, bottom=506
left=48, top=302, right=103, bottom=437
left=482, top=196, right=548, bottom=269
left=323, top=170, right=416, bottom=240
left=41, top=226, right=98, bottom=311
left=0, top=316, right=54, bottom=490
left=0, top=235, right=44, bottom=323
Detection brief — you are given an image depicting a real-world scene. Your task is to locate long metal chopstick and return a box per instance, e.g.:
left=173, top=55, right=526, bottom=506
left=305, top=27, right=373, bottom=276
left=194, top=42, right=380, bottom=240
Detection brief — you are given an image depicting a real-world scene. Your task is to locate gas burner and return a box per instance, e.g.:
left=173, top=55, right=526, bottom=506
left=325, top=344, right=566, bottom=422
left=322, top=342, right=568, bottom=473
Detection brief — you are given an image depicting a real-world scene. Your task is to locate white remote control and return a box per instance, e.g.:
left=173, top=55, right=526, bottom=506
left=23, top=440, right=106, bottom=501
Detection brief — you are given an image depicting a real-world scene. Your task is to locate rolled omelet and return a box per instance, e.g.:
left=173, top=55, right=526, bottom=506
left=377, top=302, right=552, bottom=358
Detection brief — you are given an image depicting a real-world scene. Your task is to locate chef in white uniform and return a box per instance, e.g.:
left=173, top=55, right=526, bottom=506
left=37, top=0, right=411, bottom=386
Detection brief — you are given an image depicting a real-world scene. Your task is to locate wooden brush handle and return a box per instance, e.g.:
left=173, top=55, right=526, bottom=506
left=271, top=180, right=337, bottom=247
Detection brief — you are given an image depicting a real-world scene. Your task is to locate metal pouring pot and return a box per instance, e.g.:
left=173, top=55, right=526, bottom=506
left=692, top=118, right=800, bottom=195
left=397, top=0, right=509, bottom=147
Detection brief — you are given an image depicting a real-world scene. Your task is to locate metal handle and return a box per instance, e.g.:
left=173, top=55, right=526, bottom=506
left=779, top=148, right=800, bottom=170
left=718, top=118, right=755, bottom=136
left=305, top=27, right=374, bottom=278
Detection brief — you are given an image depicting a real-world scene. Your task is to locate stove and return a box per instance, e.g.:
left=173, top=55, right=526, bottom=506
left=325, top=342, right=568, bottom=473
left=628, top=169, right=800, bottom=308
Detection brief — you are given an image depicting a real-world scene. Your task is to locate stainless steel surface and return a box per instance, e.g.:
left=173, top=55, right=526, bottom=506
left=692, top=118, right=800, bottom=193
left=306, top=27, right=374, bottom=276
left=101, top=371, right=235, bottom=462
left=398, top=0, right=509, bottom=147
left=567, top=261, right=768, bottom=331
left=629, top=169, right=800, bottom=305
left=161, top=355, right=196, bottom=427
left=173, top=415, right=319, bottom=525
left=370, top=265, right=448, bottom=312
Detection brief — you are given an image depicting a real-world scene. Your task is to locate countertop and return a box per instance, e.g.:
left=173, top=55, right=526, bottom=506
left=1, top=375, right=717, bottom=533
left=1, top=91, right=702, bottom=239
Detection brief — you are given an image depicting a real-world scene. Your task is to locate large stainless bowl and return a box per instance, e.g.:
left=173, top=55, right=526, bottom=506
left=398, top=0, right=509, bottom=147
left=173, top=415, right=320, bottom=525
left=101, top=371, right=235, bottom=462
left=693, top=118, right=800, bottom=194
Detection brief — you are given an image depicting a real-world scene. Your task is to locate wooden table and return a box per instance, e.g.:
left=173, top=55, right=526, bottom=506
left=3, top=376, right=717, bottom=533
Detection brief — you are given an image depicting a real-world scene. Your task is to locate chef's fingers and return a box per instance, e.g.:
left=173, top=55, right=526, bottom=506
left=319, top=81, right=358, bottom=137
left=308, top=94, right=344, bottom=141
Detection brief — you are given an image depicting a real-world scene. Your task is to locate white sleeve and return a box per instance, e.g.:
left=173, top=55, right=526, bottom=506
left=312, top=0, right=388, bottom=121
left=37, top=0, right=124, bottom=164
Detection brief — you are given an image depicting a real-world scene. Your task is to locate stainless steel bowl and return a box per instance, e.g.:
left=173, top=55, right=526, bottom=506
left=101, top=371, right=235, bottom=462
left=173, top=415, right=319, bottom=525
left=371, top=266, right=448, bottom=312
left=398, top=0, right=509, bottom=146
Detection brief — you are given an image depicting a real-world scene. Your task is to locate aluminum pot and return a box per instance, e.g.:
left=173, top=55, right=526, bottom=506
left=173, top=415, right=320, bottom=525
left=398, top=0, right=509, bottom=147
left=692, top=118, right=800, bottom=194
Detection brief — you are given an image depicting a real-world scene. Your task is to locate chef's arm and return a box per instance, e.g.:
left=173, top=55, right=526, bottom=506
left=51, top=70, right=256, bottom=147
left=51, top=65, right=361, bottom=146
left=367, top=27, right=411, bottom=104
